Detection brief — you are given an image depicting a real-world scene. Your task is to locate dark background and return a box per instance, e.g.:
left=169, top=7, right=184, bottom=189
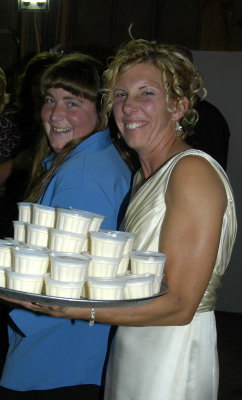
left=1, top=0, right=242, bottom=90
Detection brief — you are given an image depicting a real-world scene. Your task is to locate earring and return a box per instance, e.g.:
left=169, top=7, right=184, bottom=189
left=176, top=121, right=183, bottom=137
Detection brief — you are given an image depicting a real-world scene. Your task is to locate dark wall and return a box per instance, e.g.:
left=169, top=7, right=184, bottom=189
left=0, top=0, right=242, bottom=88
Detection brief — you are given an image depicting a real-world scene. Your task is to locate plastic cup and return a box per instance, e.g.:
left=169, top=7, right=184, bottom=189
left=123, top=273, right=155, bottom=299
left=3, top=238, right=26, bottom=246
left=7, top=270, right=43, bottom=294
left=117, top=254, right=130, bottom=275
left=12, top=247, right=49, bottom=275
left=87, top=254, right=121, bottom=278
left=13, top=221, right=26, bottom=242
left=86, top=277, right=126, bottom=300
left=0, top=267, right=6, bottom=287
left=44, top=273, right=85, bottom=299
left=89, top=231, right=127, bottom=258
left=88, top=214, right=105, bottom=231
left=49, top=252, right=90, bottom=282
left=68, top=208, right=105, bottom=232
left=32, top=204, right=56, bottom=228
left=0, top=243, right=13, bottom=267
left=100, top=230, right=135, bottom=255
left=26, top=223, right=49, bottom=248
left=153, top=274, right=164, bottom=294
left=130, top=251, right=167, bottom=276
left=17, top=202, right=33, bottom=223
left=56, top=208, right=93, bottom=235
left=49, top=228, right=86, bottom=253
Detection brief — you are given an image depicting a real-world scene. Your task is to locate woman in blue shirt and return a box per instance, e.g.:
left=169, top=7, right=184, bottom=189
left=0, top=53, right=131, bottom=399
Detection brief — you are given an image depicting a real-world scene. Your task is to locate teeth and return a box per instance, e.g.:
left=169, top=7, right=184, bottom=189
left=125, top=122, right=143, bottom=129
left=53, top=127, right=71, bottom=133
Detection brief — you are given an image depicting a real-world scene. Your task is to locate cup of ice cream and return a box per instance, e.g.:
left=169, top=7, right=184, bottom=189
left=49, top=252, right=91, bottom=282
left=32, top=204, right=56, bottom=228
left=13, top=221, right=26, bottom=242
left=87, top=254, right=121, bottom=278
left=0, top=242, right=13, bottom=268
left=89, top=231, right=127, bottom=258
left=7, top=270, right=43, bottom=294
left=86, top=276, right=126, bottom=300
left=130, top=251, right=167, bottom=276
left=0, top=267, right=6, bottom=287
left=56, top=208, right=93, bottom=235
left=44, top=273, right=85, bottom=299
left=100, top=230, right=136, bottom=255
left=26, top=223, right=49, bottom=248
left=49, top=228, right=87, bottom=253
left=17, top=202, right=33, bottom=223
left=12, top=246, right=49, bottom=275
left=123, top=273, right=155, bottom=299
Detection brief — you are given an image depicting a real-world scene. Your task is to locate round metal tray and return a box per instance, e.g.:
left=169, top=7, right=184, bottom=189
left=0, top=282, right=168, bottom=308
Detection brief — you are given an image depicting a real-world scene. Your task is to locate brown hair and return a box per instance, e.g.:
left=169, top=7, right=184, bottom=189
left=25, top=52, right=106, bottom=203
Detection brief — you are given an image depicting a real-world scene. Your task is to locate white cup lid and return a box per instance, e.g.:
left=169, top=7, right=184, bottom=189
left=87, top=276, right=126, bottom=286
left=49, top=228, right=86, bottom=238
left=89, top=231, right=127, bottom=243
left=44, top=273, right=84, bottom=286
left=69, top=208, right=105, bottom=220
left=33, top=204, right=56, bottom=212
left=130, top=251, right=167, bottom=262
left=99, top=229, right=135, bottom=240
left=56, top=208, right=92, bottom=220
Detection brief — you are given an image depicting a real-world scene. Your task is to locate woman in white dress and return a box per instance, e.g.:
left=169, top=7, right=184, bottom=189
left=1, top=39, right=237, bottom=400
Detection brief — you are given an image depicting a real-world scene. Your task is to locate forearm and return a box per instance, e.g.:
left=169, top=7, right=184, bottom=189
left=36, top=288, right=192, bottom=327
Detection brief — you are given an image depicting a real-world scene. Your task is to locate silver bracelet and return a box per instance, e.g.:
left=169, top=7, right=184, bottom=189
left=89, top=307, right=95, bottom=326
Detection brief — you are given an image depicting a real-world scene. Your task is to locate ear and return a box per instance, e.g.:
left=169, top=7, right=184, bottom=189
left=172, top=96, right=189, bottom=121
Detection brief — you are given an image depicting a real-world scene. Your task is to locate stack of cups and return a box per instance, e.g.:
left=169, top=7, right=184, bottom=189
left=14, top=202, right=56, bottom=247
left=43, top=207, right=105, bottom=298
left=7, top=203, right=106, bottom=298
left=48, top=208, right=102, bottom=254
left=129, top=251, right=167, bottom=296
left=7, top=246, right=50, bottom=294
left=0, top=239, right=15, bottom=288
left=44, top=252, right=91, bottom=299
left=3, top=201, right=168, bottom=302
left=86, top=230, right=135, bottom=300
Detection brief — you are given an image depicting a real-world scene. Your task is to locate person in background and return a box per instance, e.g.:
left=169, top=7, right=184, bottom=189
left=0, top=67, right=8, bottom=114
left=0, top=52, right=61, bottom=238
left=0, top=66, right=19, bottom=376
left=5, top=39, right=237, bottom=400
left=174, top=45, right=230, bottom=170
left=0, top=66, right=19, bottom=184
left=0, top=52, right=131, bottom=399
left=186, top=95, right=230, bottom=170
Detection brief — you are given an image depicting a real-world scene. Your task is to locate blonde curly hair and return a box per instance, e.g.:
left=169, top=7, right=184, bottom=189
left=103, top=39, right=206, bottom=138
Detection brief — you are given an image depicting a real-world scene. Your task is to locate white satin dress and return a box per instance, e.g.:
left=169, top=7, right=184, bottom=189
left=104, top=150, right=237, bottom=400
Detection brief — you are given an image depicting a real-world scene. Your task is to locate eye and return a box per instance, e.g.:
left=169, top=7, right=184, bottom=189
left=68, top=101, right=79, bottom=108
left=44, top=96, right=54, bottom=104
left=142, top=90, right=154, bottom=96
left=114, top=91, right=127, bottom=98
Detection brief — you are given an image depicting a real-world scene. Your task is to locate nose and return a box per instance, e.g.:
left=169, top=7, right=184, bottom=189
left=122, top=95, right=138, bottom=115
left=49, top=103, right=64, bottom=122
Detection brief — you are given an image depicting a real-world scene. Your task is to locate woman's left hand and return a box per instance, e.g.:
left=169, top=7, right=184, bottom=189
left=0, top=295, right=68, bottom=316
left=0, top=295, right=90, bottom=319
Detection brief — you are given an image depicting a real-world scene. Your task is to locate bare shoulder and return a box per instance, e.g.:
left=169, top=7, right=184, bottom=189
left=166, top=154, right=227, bottom=208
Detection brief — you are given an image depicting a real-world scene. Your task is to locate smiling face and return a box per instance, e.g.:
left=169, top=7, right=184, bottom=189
left=41, top=87, right=98, bottom=153
left=113, top=63, right=179, bottom=156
